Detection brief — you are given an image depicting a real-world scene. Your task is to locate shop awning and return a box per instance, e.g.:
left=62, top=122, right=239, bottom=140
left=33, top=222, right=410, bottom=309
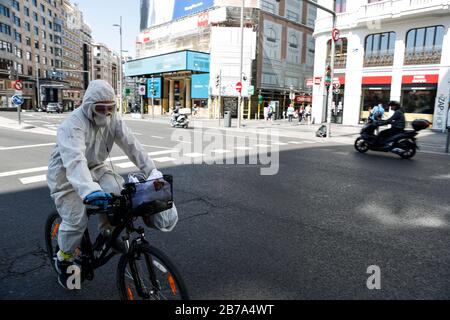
left=124, top=50, right=210, bottom=77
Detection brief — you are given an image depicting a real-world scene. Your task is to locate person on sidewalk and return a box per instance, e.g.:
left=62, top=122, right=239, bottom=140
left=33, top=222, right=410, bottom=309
left=264, top=104, right=269, bottom=122
left=287, top=105, right=295, bottom=123
left=305, top=105, right=312, bottom=125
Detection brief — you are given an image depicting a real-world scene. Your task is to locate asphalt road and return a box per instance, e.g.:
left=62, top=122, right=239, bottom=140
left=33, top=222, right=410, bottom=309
left=0, top=112, right=449, bottom=300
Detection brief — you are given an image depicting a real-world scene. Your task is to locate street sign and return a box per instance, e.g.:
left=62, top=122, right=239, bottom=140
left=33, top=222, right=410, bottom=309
left=333, top=82, right=341, bottom=89
left=236, top=82, right=242, bottom=93
left=138, top=85, right=146, bottom=96
left=306, top=78, right=314, bottom=87
left=314, top=77, right=322, bottom=85
left=334, top=89, right=341, bottom=95
left=13, top=80, right=23, bottom=91
left=247, top=85, right=255, bottom=96
left=12, top=95, right=24, bottom=106
left=332, top=28, right=340, bottom=42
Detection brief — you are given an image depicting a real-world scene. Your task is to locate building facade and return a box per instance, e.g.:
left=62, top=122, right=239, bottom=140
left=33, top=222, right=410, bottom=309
left=312, top=0, right=450, bottom=131
left=0, top=0, right=69, bottom=110
left=129, top=0, right=316, bottom=118
left=92, top=42, right=119, bottom=93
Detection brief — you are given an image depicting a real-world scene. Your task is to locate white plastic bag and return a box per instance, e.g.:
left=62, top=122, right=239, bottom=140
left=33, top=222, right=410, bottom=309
left=146, top=203, right=178, bottom=232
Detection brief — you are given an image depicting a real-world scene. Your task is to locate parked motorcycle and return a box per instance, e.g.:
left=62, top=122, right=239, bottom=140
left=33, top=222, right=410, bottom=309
left=354, top=119, right=430, bottom=159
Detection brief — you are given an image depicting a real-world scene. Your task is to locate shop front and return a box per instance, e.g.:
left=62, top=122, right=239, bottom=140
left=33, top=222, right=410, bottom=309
left=124, top=50, right=210, bottom=115
left=401, top=75, right=438, bottom=123
left=360, top=76, right=392, bottom=123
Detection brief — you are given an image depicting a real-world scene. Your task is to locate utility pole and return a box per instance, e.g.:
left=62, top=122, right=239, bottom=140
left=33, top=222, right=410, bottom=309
left=237, top=0, right=244, bottom=128
left=304, top=0, right=336, bottom=138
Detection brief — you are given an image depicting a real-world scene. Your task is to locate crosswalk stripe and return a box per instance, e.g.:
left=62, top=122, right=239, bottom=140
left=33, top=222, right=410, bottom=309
left=235, top=147, right=253, bottom=150
left=0, top=143, right=56, bottom=151
left=272, top=142, right=288, bottom=146
left=0, top=166, right=49, bottom=178
left=289, top=141, right=301, bottom=144
left=115, top=162, right=136, bottom=169
left=20, top=175, right=47, bottom=185
left=213, top=149, right=231, bottom=154
left=184, top=153, right=204, bottom=158
left=153, top=157, right=176, bottom=163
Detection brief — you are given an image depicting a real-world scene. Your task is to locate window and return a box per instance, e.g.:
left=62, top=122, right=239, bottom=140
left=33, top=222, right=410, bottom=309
left=0, top=4, right=10, bottom=18
left=24, top=6, right=29, bottom=16
left=405, top=26, right=444, bottom=64
left=42, top=17, right=46, bottom=26
left=13, top=15, right=21, bottom=27
left=262, top=73, right=278, bottom=85
left=15, top=47, right=22, bottom=58
left=0, top=41, right=12, bottom=53
left=34, top=26, right=39, bottom=36
left=364, top=32, right=396, bottom=67
left=12, top=0, right=20, bottom=11
left=327, top=38, right=348, bottom=68
left=261, top=0, right=276, bottom=14
left=25, top=21, right=30, bottom=31
left=26, top=51, right=32, bottom=60
left=286, top=10, right=299, bottom=22
left=34, top=40, right=39, bottom=49
left=0, top=23, right=11, bottom=35
left=33, top=12, right=38, bottom=22
left=14, top=31, right=22, bottom=42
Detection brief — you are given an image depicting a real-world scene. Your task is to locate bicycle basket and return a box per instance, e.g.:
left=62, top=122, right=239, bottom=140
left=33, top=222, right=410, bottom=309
left=128, top=174, right=174, bottom=220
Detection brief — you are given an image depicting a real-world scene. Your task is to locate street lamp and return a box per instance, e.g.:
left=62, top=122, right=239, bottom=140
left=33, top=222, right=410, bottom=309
left=113, top=16, right=123, bottom=115
left=304, top=0, right=336, bottom=138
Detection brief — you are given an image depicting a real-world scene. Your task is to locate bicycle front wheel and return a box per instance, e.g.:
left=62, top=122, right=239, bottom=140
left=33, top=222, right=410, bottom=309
left=117, top=244, right=189, bottom=300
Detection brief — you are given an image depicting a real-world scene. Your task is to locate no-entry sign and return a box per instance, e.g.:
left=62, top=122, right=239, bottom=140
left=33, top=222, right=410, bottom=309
left=236, top=82, right=242, bottom=93
left=13, top=80, right=23, bottom=91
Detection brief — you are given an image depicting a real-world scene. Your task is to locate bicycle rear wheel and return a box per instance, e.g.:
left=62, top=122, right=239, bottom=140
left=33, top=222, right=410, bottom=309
left=117, top=244, right=189, bottom=300
left=45, top=211, right=62, bottom=273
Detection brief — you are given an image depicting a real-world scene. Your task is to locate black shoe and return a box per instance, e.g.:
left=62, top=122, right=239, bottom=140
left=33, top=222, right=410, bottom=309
left=54, top=258, right=74, bottom=289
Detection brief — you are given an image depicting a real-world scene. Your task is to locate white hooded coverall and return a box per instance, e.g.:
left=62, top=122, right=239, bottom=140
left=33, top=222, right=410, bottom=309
left=47, top=80, right=156, bottom=254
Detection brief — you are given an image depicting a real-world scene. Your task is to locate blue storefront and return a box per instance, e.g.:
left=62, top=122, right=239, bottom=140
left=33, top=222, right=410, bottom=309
left=124, top=50, right=210, bottom=113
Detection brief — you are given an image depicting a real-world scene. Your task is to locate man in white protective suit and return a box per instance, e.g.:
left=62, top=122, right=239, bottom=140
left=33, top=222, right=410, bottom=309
left=47, top=80, right=162, bottom=289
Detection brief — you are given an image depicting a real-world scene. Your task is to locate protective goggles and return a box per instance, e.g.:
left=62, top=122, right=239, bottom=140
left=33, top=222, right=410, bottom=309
left=94, top=102, right=116, bottom=114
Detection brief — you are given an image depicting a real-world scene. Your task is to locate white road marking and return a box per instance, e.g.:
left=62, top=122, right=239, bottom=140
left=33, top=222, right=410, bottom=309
left=153, top=157, right=176, bottom=163
left=184, top=153, right=204, bottom=158
left=0, top=166, right=49, bottom=178
left=19, top=175, right=47, bottom=185
left=133, top=132, right=143, bottom=136
left=141, top=144, right=175, bottom=150
left=235, top=147, right=253, bottom=150
left=255, top=144, right=270, bottom=148
left=289, top=141, right=301, bottom=144
left=272, top=142, right=288, bottom=146
left=151, top=136, right=164, bottom=139
left=213, top=149, right=231, bottom=154
left=148, top=150, right=178, bottom=156
left=115, top=162, right=136, bottom=169
left=0, top=143, right=56, bottom=151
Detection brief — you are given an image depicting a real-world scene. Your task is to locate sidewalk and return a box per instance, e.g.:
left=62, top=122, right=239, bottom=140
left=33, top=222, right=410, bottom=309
left=0, top=115, right=56, bottom=136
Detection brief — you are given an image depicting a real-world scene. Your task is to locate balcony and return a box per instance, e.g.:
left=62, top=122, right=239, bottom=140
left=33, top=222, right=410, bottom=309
left=404, top=48, right=442, bottom=65
left=314, top=0, right=450, bottom=34
left=326, top=54, right=347, bottom=69
left=364, top=51, right=395, bottom=67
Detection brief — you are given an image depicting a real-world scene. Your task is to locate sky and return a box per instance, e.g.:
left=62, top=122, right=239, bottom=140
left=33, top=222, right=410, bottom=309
left=74, top=0, right=140, bottom=58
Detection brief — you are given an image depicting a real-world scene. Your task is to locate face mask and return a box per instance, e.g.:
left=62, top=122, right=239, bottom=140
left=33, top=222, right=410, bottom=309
left=93, top=113, right=111, bottom=127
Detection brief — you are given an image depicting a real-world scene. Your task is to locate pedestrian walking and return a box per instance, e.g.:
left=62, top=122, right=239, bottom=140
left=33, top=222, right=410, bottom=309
left=287, top=105, right=295, bottom=123
left=305, top=105, right=312, bottom=125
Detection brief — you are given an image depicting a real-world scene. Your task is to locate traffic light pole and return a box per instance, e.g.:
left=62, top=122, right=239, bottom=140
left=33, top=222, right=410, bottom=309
left=304, top=0, right=336, bottom=138
left=237, top=0, right=244, bottom=128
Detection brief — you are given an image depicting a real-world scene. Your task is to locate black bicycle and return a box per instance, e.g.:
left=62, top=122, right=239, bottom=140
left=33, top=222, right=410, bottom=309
left=44, top=175, right=189, bottom=300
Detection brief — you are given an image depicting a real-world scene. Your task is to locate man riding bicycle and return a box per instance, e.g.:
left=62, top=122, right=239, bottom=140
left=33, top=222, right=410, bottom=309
left=47, top=80, right=161, bottom=289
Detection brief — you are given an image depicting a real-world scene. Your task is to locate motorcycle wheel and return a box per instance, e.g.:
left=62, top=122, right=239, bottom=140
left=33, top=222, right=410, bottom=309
left=354, top=137, right=369, bottom=153
left=398, top=140, right=416, bottom=159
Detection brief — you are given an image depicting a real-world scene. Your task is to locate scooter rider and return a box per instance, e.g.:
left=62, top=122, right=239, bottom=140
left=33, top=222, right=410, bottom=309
left=376, top=101, right=405, bottom=144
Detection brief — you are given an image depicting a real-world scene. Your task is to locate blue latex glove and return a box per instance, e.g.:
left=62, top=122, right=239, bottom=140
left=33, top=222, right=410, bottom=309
left=84, top=191, right=112, bottom=210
